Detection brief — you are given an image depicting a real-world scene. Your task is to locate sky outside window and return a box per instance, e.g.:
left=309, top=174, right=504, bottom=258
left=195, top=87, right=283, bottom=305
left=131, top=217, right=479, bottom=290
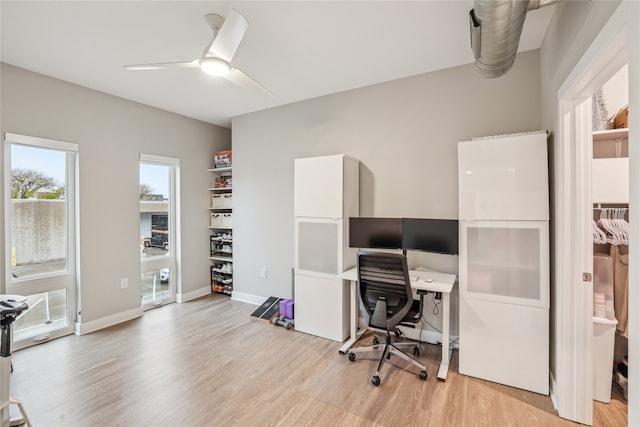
left=140, top=163, right=169, bottom=198
left=12, top=145, right=65, bottom=185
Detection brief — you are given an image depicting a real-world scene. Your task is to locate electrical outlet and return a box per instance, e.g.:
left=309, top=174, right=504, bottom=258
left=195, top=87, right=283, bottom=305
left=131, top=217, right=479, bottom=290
left=260, top=268, right=267, bottom=279
left=120, top=277, right=128, bottom=289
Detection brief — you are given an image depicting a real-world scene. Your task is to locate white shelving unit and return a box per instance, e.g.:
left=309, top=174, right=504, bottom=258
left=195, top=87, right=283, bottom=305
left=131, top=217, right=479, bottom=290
left=591, top=128, right=628, bottom=403
left=209, top=166, right=233, bottom=295
left=592, top=128, right=629, bottom=142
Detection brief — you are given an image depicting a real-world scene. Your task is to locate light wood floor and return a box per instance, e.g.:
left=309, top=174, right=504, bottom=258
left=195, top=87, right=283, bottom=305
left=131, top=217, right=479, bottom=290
left=10, top=295, right=627, bottom=426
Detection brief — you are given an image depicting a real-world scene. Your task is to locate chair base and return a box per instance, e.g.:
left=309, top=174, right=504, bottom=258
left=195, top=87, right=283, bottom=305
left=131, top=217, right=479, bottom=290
left=348, top=333, right=427, bottom=386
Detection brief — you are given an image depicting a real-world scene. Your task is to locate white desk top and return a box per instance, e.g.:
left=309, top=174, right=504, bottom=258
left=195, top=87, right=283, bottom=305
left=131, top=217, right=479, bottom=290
left=341, top=267, right=456, bottom=294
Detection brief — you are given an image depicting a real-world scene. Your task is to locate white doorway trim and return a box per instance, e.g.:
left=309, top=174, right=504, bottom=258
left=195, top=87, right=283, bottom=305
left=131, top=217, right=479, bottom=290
left=139, top=153, right=181, bottom=309
left=554, top=1, right=638, bottom=425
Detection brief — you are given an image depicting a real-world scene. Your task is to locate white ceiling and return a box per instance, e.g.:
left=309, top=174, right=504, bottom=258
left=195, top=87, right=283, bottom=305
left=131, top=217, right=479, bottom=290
left=1, top=1, right=556, bottom=128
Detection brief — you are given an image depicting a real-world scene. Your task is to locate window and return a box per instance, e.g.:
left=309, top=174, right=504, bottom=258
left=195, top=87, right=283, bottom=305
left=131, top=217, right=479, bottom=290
left=4, top=133, right=78, bottom=348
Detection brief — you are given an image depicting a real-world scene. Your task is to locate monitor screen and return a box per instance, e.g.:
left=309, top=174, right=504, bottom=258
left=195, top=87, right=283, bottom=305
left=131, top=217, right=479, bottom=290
left=349, top=217, right=403, bottom=249
left=402, top=218, right=459, bottom=255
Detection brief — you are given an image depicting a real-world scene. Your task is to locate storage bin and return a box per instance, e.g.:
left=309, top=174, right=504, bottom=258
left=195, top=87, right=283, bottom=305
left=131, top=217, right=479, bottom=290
left=222, top=193, right=233, bottom=208
left=593, top=316, right=618, bottom=403
left=212, top=194, right=222, bottom=208
left=592, top=158, right=629, bottom=204
left=210, top=213, right=221, bottom=228
left=593, top=253, right=615, bottom=320
left=222, top=213, right=233, bottom=228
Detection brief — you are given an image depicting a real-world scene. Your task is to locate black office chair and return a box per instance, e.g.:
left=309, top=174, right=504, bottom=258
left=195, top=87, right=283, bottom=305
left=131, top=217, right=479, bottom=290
left=347, top=251, right=427, bottom=386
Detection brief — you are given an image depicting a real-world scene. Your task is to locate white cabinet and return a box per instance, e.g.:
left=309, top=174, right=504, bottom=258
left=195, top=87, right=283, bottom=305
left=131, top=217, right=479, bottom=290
left=208, top=165, right=233, bottom=295
left=458, top=131, right=550, bottom=395
left=294, top=155, right=359, bottom=341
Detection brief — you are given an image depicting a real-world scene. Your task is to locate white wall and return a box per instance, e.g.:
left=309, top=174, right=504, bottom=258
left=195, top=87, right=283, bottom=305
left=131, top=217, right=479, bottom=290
left=1, top=63, right=230, bottom=326
left=602, top=64, right=628, bottom=119
left=232, top=50, right=543, bottom=334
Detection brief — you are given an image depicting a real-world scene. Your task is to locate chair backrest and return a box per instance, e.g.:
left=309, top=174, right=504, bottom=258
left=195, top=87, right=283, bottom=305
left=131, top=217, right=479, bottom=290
left=356, top=251, right=413, bottom=330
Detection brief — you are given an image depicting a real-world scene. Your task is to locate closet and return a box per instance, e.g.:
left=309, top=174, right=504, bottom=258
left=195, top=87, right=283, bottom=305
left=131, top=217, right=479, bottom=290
left=591, top=64, right=629, bottom=405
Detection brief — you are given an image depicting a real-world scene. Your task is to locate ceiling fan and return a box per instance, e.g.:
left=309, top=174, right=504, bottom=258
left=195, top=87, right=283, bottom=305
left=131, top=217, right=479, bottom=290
left=124, top=10, right=273, bottom=98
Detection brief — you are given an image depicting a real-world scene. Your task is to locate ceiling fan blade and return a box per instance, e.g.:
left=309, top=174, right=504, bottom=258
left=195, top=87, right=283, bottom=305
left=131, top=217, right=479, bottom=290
left=223, top=68, right=275, bottom=98
left=124, top=59, right=200, bottom=70
left=208, top=10, right=248, bottom=62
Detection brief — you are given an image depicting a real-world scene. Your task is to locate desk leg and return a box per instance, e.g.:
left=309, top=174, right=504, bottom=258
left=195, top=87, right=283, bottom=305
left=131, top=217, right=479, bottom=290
left=339, top=279, right=365, bottom=354
left=437, top=292, right=451, bottom=382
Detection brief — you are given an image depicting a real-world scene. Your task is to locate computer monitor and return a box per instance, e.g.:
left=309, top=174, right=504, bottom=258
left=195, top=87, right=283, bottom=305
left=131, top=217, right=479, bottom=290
left=402, top=218, right=459, bottom=255
left=349, top=217, right=403, bottom=250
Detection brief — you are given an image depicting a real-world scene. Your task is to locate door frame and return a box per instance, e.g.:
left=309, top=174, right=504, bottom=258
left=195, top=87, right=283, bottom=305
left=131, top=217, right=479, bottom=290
left=3, top=132, right=79, bottom=349
left=554, top=2, right=639, bottom=424
left=139, top=153, right=180, bottom=309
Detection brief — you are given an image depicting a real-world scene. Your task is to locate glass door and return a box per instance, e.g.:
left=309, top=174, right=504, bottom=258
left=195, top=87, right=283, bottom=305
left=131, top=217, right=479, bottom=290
left=460, top=220, right=550, bottom=309
left=4, top=133, right=78, bottom=349
left=140, top=154, right=178, bottom=308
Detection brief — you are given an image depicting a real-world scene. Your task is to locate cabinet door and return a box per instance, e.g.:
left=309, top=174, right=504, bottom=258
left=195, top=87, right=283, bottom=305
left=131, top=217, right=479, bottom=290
left=295, top=218, right=342, bottom=276
left=459, top=297, right=549, bottom=394
left=458, top=132, right=548, bottom=221
left=460, top=220, right=549, bottom=309
left=294, top=274, right=350, bottom=342
left=294, top=155, right=343, bottom=218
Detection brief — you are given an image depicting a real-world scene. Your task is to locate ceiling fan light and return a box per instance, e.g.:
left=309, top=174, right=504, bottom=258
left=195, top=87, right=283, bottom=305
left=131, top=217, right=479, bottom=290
left=200, top=57, right=230, bottom=76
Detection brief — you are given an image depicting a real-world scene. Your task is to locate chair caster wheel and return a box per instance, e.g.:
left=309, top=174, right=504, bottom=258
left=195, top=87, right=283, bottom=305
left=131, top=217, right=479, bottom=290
left=394, top=329, right=401, bottom=337
left=348, top=353, right=356, bottom=362
left=413, top=346, right=420, bottom=356
left=372, top=337, right=379, bottom=345
left=371, top=375, right=381, bottom=386
left=419, top=370, right=427, bottom=381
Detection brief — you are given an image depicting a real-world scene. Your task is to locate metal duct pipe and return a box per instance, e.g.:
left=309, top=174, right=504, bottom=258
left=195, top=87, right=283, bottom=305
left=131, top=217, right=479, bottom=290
left=470, top=0, right=559, bottom=78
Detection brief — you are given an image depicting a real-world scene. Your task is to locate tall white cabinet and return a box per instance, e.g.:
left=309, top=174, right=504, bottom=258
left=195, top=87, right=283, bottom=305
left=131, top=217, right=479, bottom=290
left=458, top=131, right=550, bottom=395
left=294, top=154, right=359, bottom=342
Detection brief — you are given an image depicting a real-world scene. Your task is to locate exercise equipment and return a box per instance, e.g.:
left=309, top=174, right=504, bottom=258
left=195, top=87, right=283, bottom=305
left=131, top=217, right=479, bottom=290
left=271, top=316, right=294, bottom=330
left=0, top=295, right=31, bottom=427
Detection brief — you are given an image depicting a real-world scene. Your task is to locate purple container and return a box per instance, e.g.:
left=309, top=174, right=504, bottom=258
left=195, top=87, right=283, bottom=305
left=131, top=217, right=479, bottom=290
left=279, top=299, right=294, bottom=320
left=285, top=300, right=294, bottom=320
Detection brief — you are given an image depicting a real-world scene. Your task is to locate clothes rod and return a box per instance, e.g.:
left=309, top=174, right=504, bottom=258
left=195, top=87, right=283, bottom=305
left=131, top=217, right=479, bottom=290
left=593, top=205, right=628, bottom=210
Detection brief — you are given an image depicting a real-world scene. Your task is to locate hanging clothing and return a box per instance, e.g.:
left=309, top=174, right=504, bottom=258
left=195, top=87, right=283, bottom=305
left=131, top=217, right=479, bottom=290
left=611, top=244, right=629, bottom=338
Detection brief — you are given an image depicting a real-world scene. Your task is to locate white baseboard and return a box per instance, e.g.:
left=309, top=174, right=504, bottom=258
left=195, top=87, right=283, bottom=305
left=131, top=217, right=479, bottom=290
left=549, top=372, right=559, bottom=411
left=177, top=286, right=211, bottom=303
left=230, top=291, right=263, bottom=305
left=75, top=307, right=143, bottom=335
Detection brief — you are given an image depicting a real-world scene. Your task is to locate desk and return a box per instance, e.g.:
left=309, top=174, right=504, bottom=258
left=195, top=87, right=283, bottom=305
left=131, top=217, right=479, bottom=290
left=340, top=268, right=456, bottom=382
